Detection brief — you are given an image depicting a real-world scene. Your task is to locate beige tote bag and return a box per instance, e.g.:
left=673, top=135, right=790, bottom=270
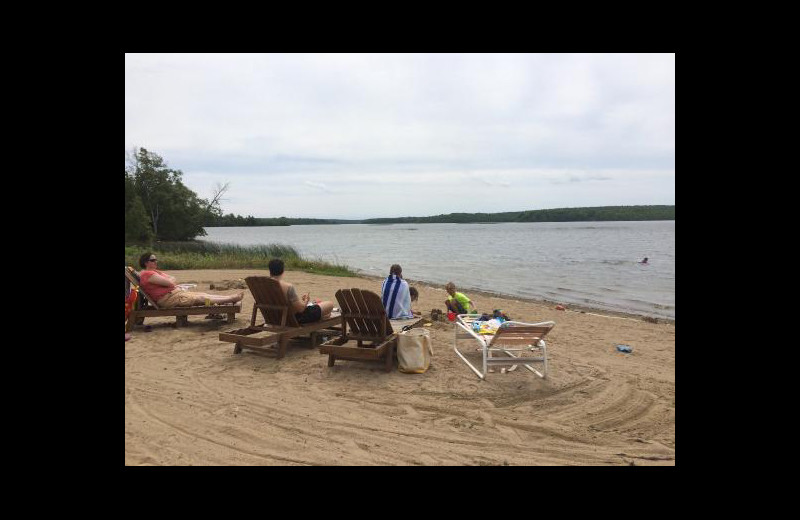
left=397, top=328, right=433, bottom=373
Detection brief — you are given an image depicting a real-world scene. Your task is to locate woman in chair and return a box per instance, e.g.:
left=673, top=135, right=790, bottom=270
left=137, top=252, right=244, bottom=308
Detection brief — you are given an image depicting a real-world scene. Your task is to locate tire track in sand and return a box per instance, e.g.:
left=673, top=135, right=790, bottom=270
left=126, top=388, right=317, bottom=465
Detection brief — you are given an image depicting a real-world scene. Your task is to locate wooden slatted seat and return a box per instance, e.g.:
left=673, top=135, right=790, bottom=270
left=218, top=276, right=341, bottom=358
left=125, top=267, right=240, bottom=331
left=318, top=288, right=400, bottom=372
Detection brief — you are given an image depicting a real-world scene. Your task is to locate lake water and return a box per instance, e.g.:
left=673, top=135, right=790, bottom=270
left=202, top=221, right=675, bottom=321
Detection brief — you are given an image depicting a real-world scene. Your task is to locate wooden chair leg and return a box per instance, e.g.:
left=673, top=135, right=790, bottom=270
left=328, top=354, right=335, bottom=367
left=384, top=345, right=394, bottom=372
left=233, top=343, right=242, bottom=354
left=226, top=313, right=235, bottom=323
left=135, top=316, right=145, bottom=325
left=177, top=315, right=189, bottom=327
left=277, top=336, right=289, bottom=359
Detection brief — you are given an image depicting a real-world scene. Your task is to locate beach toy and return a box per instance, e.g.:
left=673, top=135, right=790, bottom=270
left=447, top=311, right=456, bottom=322
left=555, top=304, right=566, bottom=311
left=616, top=344, right=632, bottom=353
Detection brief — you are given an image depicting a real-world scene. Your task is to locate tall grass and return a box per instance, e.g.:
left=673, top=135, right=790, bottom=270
left=124, top=241, right=357, bottom=277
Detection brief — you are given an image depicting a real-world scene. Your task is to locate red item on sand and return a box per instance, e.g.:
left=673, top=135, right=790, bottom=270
left=125, top=286, right=139, bottom=321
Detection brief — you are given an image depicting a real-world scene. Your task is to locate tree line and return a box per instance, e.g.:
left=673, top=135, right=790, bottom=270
left=206, top=206, right=675, bottom=227
left=126, top=148, right=674, bottom=243
left=125, top=147, right=226, bottom=242
left=204, top=215, right=351, bottom=227
left=124, top=147, right=346, bottom=241
left=361, top=205, right=675, bottom=224
left=205, top=214, right=282, bottom=227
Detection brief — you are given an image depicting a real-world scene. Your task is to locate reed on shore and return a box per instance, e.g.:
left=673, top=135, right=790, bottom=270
left=124, top=241, right=357, bottom=277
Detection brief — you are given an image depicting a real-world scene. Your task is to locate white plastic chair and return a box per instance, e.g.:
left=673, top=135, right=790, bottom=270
left=453, top=314, right=555, bottom=380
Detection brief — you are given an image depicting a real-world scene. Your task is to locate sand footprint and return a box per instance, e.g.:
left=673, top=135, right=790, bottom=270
left=401, top=404, right=422, bottom=419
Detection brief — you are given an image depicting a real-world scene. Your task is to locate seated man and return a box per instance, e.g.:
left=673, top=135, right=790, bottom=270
left=268, top=258, right=335, bottom=323
left=380, top=264, right=414, bottom=319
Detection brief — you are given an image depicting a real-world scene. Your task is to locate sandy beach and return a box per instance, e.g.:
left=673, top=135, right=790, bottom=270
left=125, top=269, right=675, bottom=466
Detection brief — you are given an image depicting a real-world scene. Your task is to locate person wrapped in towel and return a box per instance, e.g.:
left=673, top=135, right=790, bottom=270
left=381, top=264, right=414, bottom=319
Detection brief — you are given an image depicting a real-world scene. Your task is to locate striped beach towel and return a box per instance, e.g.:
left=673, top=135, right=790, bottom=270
left=381, top=274, right=413, bottom=319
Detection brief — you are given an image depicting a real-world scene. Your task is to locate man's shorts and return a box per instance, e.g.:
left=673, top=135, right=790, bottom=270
left=295, top=304, right=322, bottom=324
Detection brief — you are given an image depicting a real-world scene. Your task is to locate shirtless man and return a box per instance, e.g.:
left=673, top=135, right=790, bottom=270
left=267, top=258, right=335, bottom=323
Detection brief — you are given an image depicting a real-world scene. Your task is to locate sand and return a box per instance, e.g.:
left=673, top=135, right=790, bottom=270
left=125, top=269, right=675, bottom=466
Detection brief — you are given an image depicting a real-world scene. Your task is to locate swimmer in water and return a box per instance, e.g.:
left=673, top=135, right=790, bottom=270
left=639, top=257, right=649, bottom=264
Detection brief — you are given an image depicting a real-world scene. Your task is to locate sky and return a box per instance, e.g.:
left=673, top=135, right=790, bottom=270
left=125, top=53, right=675, bottom=220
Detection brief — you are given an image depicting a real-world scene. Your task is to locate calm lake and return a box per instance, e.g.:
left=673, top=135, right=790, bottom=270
left=202, top=221, right=675, bottom=321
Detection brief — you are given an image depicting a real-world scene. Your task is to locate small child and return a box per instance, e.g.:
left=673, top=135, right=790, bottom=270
left=444, top=282, right=475, bottom=314
left=409, top=286, right=420, bottom=316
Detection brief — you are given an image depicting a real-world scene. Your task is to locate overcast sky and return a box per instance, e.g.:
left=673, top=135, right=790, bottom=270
left=125, top=53, right=674, bottom=220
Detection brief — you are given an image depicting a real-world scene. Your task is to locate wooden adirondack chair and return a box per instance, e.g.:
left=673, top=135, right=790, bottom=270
left=218, top=276, right=340, bottom=358
left=125, top=267, right=240, bottom=331
left=318, top=288, right=400, bottom=372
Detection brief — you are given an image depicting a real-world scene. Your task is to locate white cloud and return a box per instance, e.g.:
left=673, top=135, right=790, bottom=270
left=126, top=53, right=675, bottom=219
left=303, top=180, right=332, bottom=192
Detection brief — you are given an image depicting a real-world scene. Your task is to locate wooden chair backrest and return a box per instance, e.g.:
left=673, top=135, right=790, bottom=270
left=125, top=266, right=160, bottom=310
left=245, top=276, right=300, bottom=328
left=491, top=322, right=554, bottom=346
left=335, top=288, right=393, bottom=340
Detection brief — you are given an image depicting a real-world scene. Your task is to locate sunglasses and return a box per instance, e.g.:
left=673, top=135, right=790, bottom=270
left=148, top=258, right=158, bottom=262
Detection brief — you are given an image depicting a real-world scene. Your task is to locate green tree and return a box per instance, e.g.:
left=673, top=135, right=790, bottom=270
left=126, top=147, right=210, bottom=241
left=124, top=172, right=154, bottom=243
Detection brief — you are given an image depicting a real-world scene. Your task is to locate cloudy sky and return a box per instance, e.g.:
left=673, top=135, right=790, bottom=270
left=125, top=53, right=674, bottom=220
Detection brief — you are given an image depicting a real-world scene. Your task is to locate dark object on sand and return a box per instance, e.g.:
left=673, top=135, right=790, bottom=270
left=210, top=279, right=247, bottom=290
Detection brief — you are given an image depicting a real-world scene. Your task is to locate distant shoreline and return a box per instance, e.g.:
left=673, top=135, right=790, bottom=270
left=203, top=205, right=675, bottom=227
